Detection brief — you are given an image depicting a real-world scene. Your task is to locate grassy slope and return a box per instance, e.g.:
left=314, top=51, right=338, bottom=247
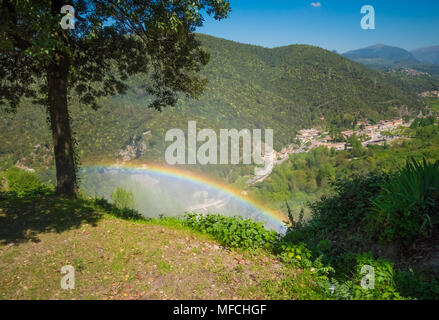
left=0, top=194, right=318, bottom=300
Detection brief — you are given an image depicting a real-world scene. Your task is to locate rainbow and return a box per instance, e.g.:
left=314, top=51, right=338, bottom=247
left=83, top=163, right=287, bottom=230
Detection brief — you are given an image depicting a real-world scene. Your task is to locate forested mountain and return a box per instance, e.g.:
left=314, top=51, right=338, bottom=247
left=0, top=35, right=426, bottom=172
left=383, top=71, right=439, bottom=94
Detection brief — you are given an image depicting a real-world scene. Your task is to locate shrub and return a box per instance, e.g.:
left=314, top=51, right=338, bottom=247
left=94, top=194, right=144, bottom=221
left=395, top=269, right=439, bottom=300
left=278, top=242, right=313, bottom=267
left=111, top=187, right=136, bottom=211
left=330, top=253, right=404, bottom=300
left=369, top=158, right=439, bottom=244
left=283, top=172, right=387, bottom=248
left=183, top=213, right=279, bottom=249
left=351, top=252, right=403, bottom=300
left=2, top=167, right=51, bottom=196
left=277, top=242, right=333, bottom=276
left=410, top=116, right=435, bottom=129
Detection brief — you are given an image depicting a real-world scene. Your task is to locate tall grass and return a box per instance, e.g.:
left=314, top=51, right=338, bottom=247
left=111, top=187, right=136, bottom=211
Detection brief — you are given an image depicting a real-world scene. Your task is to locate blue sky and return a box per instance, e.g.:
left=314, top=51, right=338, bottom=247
left=199, top=0, right=439, bottom=53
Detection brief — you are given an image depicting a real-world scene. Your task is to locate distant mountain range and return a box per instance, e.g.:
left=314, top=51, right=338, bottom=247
left=344, top=44, right=418, bottom=64
left=412, top=46, right=439, bottom=65
left=343, top=44, right=439, bottom=75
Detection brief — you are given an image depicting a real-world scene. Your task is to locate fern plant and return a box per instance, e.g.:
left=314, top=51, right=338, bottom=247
left=369, top=158, right=439, bottom=243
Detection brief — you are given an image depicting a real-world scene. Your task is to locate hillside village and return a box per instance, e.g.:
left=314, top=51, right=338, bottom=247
left=248, top=118, right=412, bottom=185
left=420, top=90, right=439, bottom=98
left=276, top=118, right=408, bottom=161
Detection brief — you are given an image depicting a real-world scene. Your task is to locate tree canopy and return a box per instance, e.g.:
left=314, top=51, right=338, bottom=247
left=0, top=0, right=231, bottom=196
left=1, top=0, right=231, bottom=109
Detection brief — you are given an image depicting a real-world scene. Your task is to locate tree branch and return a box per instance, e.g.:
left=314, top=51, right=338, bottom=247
left=2, top=0, right=31, bottom=50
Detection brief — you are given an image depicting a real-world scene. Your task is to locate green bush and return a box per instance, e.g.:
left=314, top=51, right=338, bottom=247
left=284, top=172, right=387, bottom=248
left=278, top=242, right=312, bottom=267
left=96, top=188, right=142, bottom=221
left=183, top=213, right=279, bottom=249
left=2, top=167, right=51, bottom=196
left=111, top=187, right=136, bottom=211
left=277, top=242, right=334, bottom=276
left=285, top=157, right=439, bottom=253
left=395, top=269, right=439, bottom=300
left=351, top=253, right=403, bottom=300
left=279, top=157, right=439, bottom=300
left=410, top=116, right=436, bottom=129
left=369, top=158, right=439, bottom=244
left=328, top=253, right=404, bottom=300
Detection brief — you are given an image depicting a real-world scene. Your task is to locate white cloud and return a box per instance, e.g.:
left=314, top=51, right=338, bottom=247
left=311, top=2, right=322, bottom=7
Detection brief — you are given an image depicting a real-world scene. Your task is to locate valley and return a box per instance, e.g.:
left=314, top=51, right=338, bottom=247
left=1, top=25, right=439, bottom=300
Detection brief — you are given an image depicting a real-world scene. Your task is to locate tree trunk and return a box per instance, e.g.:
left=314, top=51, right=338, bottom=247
left=47, top=51, right=78, bottom=197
